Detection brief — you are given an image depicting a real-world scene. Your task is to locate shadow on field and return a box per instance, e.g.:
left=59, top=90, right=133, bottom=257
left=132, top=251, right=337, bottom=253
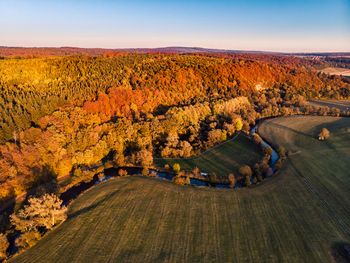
left=331, top=241, right=350, bottom=263
left=265, top=121, right=313, bottom=138
left=68, top=189, right=121, bottom=220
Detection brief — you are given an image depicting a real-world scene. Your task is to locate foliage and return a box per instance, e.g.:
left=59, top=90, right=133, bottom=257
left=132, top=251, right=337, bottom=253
left=228, top=173, right=236, bottom=188
left=11, top=194, right=67, bottom=232
left=15, top=230, right=41, bottom=251
left=318, top=128, right=330, bottom=140
left=172, top=163, right=181, bottom=174
left=239, top=165, right=253, bottom=178
left=0, top=233, right=9, bottom=260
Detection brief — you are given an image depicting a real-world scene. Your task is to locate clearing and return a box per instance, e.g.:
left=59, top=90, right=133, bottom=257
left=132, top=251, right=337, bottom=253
left=154, top=134, right=262, bottom=177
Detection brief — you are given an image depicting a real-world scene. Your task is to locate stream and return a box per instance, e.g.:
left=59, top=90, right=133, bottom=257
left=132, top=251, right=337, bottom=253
left=60, top=125, right=280, bottom=204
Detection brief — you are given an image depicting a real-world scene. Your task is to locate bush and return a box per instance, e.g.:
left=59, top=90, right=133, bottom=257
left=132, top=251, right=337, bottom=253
left=318, top=128, right=330, bottom=141
left=0, top=233, right=9, bottom=261
left=173, top=163, right=181, bottom=174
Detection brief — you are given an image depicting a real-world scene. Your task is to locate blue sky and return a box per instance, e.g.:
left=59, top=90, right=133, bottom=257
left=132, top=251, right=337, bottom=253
left=0, top=0, right=349, bottom=52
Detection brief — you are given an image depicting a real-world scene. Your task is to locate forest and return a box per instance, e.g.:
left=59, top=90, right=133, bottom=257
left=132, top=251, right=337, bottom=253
left=0, top=53, right=349, bottom=209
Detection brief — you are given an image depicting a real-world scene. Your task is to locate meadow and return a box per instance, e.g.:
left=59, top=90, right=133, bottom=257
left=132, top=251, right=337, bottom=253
left=10, top=115, right=350, bottom=263
left=154, top=134, right=262, bottom=177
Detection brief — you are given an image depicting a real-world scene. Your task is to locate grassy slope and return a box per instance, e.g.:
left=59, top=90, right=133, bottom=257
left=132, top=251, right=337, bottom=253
left=12, top=116, right=350, bottom=263
left=154, top=134, right=262, bottom=177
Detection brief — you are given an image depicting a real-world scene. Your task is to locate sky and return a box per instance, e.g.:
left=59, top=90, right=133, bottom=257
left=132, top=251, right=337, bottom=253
left=0, top=0, right=349, bottom=52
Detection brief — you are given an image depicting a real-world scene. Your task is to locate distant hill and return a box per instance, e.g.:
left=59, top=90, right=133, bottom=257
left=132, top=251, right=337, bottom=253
left=2, top=46, right=348, bottom=58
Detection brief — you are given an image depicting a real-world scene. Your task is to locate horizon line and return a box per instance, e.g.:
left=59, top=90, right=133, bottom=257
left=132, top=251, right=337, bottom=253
left=1, top=45, right=350, bottom=55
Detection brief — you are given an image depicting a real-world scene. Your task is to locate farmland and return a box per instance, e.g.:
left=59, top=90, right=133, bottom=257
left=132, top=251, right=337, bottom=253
left=319, top=67, right=350, bottom=77
left=10, top=116, right=350, bottom=263
left=154, top=134, right=262, bottom=177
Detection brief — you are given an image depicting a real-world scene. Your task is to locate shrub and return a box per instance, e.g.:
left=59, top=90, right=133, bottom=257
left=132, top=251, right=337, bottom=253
left=0, top=233, right=9, bottom=261
left=173, top=163, right=181, bottom=174
left=318, top=128, right=330, bottom=141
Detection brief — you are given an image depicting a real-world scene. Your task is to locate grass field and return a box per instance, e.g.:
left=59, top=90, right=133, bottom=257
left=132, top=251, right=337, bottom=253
left=154, top=134, right=262, bottom=177
left=319, top=67, right=350, bottom=77
left=11, top=116, right=350, bottom=263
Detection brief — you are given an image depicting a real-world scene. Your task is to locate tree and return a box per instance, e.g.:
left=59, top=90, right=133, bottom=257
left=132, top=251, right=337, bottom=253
left=0, top=233, right=9, bottom=261
left=252, top=134, right=262, bottom=145
left=239, top=165, right=252, bottom=186
left=228, top=173, right=236, bottom=188
left=118, top=169, right=128, bottom=177
left=277, top=146, right=286, bottom=158
left=234, top=118, right=243, bottom=131
left=192, top=167, right=200, bottom=178
left=245, top=175, right=251, bottom=187
left=141, top=167, right=149, bottom=176
left=318, top=128, right=330, bottom=141
left=263, top=147, right=273, bottom=157
left=173, top=163, right=181, bottom=174
left=239, top=165, right=252, bottom=177
left=178, top=140, right=192, bottom=157
left=135, top=149, right=153, bottom=167
left=15, top=230, right=41, bottom=251
left=11, top=194, right=67, bottom=233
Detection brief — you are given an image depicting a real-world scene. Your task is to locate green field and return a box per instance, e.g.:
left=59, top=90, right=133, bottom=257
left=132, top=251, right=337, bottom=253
left=11, top=116, right=350, bottom=263
left=154, top=134, right=262, bottom=177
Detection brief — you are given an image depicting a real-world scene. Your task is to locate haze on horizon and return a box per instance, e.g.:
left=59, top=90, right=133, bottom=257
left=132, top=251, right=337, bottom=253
left=0, top=0, right=349, bottom=53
